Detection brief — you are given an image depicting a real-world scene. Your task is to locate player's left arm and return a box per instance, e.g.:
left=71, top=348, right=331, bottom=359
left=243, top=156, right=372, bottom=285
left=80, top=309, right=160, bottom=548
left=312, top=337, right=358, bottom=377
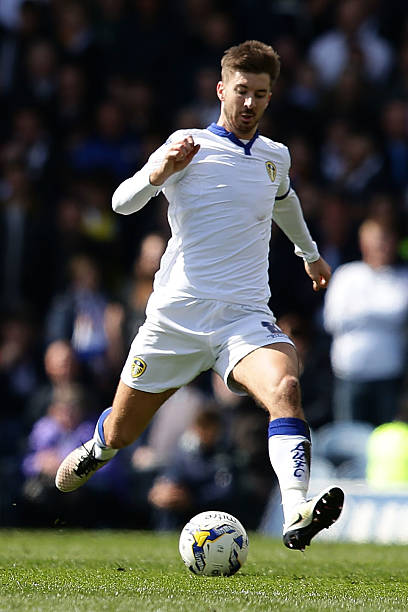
left=304, top=257, right=331, bottom=292
left=272, top=179, right=331, bottom=291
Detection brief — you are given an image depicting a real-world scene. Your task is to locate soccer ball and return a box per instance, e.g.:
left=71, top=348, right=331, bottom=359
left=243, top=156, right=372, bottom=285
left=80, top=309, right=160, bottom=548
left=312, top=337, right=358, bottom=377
left=179, top=510, right=249, bottom=577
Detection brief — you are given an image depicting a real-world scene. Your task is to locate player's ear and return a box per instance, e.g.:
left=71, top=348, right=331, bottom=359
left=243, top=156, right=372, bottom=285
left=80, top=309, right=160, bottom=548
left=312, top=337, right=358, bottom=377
left=216, top=81, right=225, bottom=102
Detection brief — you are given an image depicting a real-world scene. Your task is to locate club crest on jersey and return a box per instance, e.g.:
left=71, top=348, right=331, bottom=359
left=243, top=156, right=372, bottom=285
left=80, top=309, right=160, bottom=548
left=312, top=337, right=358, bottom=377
left=265, top=161, right=277, bottom=182
left=131, top=357, right=147, bottom=378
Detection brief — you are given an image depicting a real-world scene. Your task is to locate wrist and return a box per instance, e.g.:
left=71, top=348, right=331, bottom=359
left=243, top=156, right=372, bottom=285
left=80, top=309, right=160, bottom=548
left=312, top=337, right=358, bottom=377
left=304, top=253, right=320, bottom=264
left=149, top=167, right=171, bottom=186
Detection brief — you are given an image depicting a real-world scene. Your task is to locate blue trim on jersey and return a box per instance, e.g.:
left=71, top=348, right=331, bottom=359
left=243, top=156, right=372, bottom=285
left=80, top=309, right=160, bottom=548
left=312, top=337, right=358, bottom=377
left=97, top=407, right=112, bottom=446
left=207, top=122, right=259, bottom=156
left=268, top=417, right=311, bottom=441
left=275, top=185, right=291, bottom=200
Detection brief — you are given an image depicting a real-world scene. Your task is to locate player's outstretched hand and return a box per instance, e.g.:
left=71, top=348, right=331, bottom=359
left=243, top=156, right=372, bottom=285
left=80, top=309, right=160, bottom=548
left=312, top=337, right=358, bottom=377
left=304, top=257, right=331, bottom=292
left=150, top=136, right=200, bottom=186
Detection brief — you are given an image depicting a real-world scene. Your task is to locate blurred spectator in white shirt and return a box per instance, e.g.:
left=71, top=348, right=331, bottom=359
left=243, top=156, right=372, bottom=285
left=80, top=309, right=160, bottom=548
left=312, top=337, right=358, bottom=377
left=309, top=0, right=393, bottom=87
left=323, top=218, right=408, bottom=425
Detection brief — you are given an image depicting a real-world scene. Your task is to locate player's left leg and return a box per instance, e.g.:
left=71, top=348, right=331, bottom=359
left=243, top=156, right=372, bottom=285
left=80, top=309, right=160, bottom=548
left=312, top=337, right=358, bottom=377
left=230, top=343, right=343, bottom=550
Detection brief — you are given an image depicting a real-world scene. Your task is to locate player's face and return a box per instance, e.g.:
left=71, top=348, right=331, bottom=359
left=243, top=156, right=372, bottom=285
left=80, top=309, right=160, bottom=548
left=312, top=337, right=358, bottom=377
left=217, top=71, right=272, bottom=139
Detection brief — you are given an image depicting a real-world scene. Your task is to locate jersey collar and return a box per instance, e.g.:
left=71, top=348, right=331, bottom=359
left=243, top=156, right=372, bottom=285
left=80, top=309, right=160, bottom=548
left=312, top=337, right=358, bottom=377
left=206, top=122, right=259, bottom=156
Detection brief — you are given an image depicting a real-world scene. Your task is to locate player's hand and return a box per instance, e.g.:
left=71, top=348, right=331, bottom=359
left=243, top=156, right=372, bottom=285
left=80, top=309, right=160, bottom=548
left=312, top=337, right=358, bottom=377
left=304, top=257, right=331, bottom=292
left=150, top=136, right=200, bottom=186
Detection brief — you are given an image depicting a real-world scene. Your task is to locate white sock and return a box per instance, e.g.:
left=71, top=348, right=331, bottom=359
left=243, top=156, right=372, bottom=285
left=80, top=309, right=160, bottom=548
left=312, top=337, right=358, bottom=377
left=268, top=418, right=311, bottom=525
left=93, top=407, right=119, bottom=461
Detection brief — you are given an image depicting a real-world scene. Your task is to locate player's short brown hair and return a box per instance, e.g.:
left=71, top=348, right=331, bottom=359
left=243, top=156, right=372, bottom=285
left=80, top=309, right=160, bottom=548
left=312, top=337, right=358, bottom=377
left=221, top=40, right=280, bottom=88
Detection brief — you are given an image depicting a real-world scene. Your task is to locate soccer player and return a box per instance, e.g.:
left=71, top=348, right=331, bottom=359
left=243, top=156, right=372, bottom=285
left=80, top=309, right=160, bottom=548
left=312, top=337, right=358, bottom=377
left=56, top=40, right=344, bottom=550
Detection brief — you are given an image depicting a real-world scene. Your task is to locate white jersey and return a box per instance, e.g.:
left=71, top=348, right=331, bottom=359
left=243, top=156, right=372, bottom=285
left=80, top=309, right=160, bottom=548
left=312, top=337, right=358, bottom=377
left=112, top=125, right=319, bottom=305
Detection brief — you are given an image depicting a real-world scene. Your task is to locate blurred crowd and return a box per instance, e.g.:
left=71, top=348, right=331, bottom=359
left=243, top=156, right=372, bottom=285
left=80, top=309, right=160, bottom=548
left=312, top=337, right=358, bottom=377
left=1, top=0, right=408, bottom=529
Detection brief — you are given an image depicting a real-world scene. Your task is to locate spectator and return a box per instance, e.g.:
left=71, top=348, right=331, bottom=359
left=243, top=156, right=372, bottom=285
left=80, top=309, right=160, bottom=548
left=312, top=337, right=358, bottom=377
left=230, top=408, right=276, bottom=529
left=44, top=254, right=124, bottom=398
left=22, top=384, right=94, bottom=483
left=120, top=80, right=161, bottom=137
left=317, top=192, right=359, bottom=272
left=53, top=1, right=100, bottom=84
left=190, top=67, right=220, bottom=127
left=21, top=383, right=128, bottom=526
left=75, top=174, right=119, bottom=255
left=381, top=99, right=408, bottom=196
left=366, top=400, right=408, bottom=488
left=48, top=195, right=94, bottom=293
left=324, top=218, right=408, bottom=425
left=69, top=100, right=140, bottom=180
left=320, top=64, right=376, bottom=129
left=334, top=131, right=384, bottom=206
left=23, top=339, right=87, bottom=431
left=13, top=38, right=57, bottom=113
left=92, top=0, right=129, bottom=76
left=366, top=420, right=408, bottom=488
left=287, top=135, right=319, bottom=188
left=0, top=309, right=40, bottom=420
left=131, top=384, right=208, bottom=472
left=392, top=39, right=408, bottom=99
left=148, top=407, right=240, bottom=530
left=309, top=0, right=393, bottom=87
left=112, top=0, right=175, bottom=83
left=0, top=161, right=51, bottom=314
left=286, top=60, right=322, bottom=140
left=0, top=1, right=49, bottom=97
left=320, top=119, right=351, bottom=185
left=3, top=107, right=53, bottom=187
left=54, top=64, right=91, bottom=139
left=120, top=232, right=166, bottom=345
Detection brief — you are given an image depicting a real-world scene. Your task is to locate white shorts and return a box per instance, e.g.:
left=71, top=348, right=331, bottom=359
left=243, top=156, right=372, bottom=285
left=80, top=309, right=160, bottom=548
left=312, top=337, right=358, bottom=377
left=120, top=293, right=294, bottom=394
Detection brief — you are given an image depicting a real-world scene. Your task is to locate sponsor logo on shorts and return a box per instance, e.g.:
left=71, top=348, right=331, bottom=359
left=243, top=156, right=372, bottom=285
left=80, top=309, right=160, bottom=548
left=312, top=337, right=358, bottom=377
left=265, top=161, right=277, bottom=182
left=131, top=357, right=147, bottom=378
left=261, top=321, right=286, bottom=338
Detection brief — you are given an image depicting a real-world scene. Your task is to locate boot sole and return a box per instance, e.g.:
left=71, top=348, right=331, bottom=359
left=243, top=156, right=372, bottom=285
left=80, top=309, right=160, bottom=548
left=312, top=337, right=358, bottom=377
left=283, top=487, right=344, bottom=550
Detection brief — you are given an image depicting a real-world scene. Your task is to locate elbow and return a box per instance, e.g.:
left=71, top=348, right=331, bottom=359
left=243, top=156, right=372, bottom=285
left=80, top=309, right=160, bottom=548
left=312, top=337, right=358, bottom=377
left=112, top=191, right=131, bottom=215
left=111, top=188, right=121, bottom=213
left=111, top=174, right=152, bottom=215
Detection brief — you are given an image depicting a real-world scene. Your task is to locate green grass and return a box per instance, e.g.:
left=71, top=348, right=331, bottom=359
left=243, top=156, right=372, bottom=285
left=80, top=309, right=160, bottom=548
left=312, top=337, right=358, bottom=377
left=0, top=530, right=408, bottom=611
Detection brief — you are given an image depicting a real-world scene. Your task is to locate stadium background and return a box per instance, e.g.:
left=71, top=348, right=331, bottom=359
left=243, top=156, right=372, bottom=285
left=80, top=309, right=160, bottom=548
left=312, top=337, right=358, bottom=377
left=1, top=0, right=408, bottom=532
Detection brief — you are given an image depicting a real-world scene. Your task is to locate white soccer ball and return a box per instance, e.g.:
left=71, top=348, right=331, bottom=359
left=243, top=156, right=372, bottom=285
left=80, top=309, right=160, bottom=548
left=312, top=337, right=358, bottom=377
left=179, top=510, right=249, bottom=577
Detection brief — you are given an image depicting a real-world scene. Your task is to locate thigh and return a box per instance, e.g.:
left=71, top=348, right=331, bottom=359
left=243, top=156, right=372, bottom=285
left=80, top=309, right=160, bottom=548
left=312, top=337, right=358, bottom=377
left=214, top=303, right=294, bottom=394
left=230, top=342, right=303, bottom=419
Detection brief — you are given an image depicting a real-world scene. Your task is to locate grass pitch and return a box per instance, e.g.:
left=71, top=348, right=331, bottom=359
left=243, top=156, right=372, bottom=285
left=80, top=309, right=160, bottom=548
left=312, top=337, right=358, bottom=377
left=0, top=530, right=407, bottom=611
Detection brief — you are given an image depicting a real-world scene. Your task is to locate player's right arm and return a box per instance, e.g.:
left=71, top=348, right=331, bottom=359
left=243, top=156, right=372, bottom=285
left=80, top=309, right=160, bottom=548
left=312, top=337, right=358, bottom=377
left=112, top=135, right=200, bottom=215
left=149, top=135, right=200, bottom=186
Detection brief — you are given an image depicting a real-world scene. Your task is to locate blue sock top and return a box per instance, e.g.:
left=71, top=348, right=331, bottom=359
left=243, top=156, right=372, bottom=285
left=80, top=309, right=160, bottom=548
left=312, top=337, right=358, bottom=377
left=268, top=417, right=311, bottom=441
left=97, top=407, right=112, bottom=446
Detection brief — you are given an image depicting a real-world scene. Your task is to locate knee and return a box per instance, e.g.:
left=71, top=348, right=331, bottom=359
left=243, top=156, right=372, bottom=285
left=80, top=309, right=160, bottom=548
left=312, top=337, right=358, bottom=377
left=277, top=374, right=300, bottom=407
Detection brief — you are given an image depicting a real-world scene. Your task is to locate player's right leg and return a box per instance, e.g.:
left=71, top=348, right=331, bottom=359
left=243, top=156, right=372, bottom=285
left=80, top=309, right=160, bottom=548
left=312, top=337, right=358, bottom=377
left=55, top=381, right=176, bottom=492
left=56, top=294, right=216, bottom=493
